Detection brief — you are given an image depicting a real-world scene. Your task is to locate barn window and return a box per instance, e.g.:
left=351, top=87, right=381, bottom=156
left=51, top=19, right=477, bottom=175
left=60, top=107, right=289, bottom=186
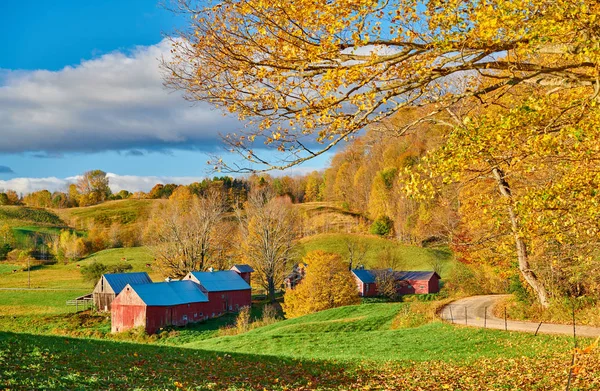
left=187, top=303, right=190, bottom=307
left=182, top=315, right=188, bottom=322
left=194, top=313, right=197, bottom=318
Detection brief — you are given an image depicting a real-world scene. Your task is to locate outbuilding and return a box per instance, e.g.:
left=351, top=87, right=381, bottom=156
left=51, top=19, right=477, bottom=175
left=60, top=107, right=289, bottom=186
left=111, top=280, right=209, bottom=334
left=230, top=264, right=254, bottom=285
left=93, top=272, right=152, bottom=312
left=352, top=269, right=441, bottom=296
left=185, top=270, right=251, bottom=317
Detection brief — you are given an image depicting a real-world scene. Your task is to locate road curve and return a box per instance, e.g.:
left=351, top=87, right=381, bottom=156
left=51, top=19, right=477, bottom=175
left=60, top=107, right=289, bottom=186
left=440, top=295, right=600, bottom=338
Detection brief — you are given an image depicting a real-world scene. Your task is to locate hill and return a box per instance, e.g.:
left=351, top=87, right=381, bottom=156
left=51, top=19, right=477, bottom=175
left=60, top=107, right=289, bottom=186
left=54, top=199, right=162, bottom=228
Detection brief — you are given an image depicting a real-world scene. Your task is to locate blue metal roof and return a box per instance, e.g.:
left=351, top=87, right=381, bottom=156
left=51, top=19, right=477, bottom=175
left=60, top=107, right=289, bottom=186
left=231, top=264, right=254, bottom=273
left=104, top=272, right=152, bottom=294
left=188, top=270, right=251, bottom=292
left=352, top=269, right=376, bottom=284
left=129, top=280, right=209, bottom=306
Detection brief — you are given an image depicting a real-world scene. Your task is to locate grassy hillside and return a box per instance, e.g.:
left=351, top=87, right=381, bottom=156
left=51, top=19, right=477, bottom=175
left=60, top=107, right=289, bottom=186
left=54, top=199, right=162, bottom=227
left=2, top=304, right=598, bottom=390
left=0, top=247, right=160, bottom=289
left=0, top=206, right=66, bottom=228
left=296, top=201, right=368, bottom=234
left=297, top=233, right=453, bottom=276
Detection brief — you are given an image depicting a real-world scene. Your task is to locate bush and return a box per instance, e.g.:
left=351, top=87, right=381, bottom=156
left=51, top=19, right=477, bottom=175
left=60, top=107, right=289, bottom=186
left=81, top=261, right=133, bottom=285
left=370, top=215, right=394, bottom=236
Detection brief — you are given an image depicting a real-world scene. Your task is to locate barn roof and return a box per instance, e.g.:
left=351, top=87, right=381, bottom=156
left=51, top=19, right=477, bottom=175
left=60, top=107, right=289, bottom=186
left=230, top=264, right=254, bottom=273
left=352, top=269, right=440, bottom=283
left=128, top=280, right=209, bottom=306
left=352, top=269, right=376, bottom=284
left=103, top=272, right=152, bottom=294
left=188, top=270, right=251, bottom=292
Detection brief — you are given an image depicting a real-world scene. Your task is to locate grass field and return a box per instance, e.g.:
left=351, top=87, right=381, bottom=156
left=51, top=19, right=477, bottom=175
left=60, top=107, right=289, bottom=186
left=1, top=303, right=599, bottom=390
left=0, top=206, right=66, bottom=228
left=55, top=199, right=162, bottom=227
left=297, top=233, right=454, bottom=276
left=0, top=247, right=161, bottom=289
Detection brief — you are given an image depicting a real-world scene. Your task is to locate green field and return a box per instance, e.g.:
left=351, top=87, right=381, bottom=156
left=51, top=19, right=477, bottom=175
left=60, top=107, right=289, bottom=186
left=1, top=303, right=599, bottom=390
left=0, top=247, right=160, bottom=289
left=297, top=233, right=453, bottom=276
left=0, top=206, right=66, bottom=228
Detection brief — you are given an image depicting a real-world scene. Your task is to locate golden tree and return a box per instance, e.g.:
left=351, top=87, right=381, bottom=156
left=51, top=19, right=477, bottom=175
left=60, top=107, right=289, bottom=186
left=165, top=0, right=599, bottom=172
left=283, top=250, right=360, bottom=318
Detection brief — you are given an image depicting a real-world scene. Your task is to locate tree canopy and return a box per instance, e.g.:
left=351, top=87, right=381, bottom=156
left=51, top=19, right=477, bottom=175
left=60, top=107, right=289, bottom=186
left=165, top=0, right=600, bottom=172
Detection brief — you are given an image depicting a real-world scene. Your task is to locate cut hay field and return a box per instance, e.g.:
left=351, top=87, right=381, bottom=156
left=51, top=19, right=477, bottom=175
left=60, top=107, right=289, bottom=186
left=54, top=199, right=162, bottom=227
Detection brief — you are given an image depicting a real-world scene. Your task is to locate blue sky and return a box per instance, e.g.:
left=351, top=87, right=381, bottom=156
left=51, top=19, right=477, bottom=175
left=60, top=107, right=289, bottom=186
left=0, top=1, right=331, bottom=193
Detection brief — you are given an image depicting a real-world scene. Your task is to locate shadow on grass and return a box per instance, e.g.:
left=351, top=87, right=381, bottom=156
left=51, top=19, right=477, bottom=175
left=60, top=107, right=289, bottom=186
left=0, top=331, right=365, bottom=390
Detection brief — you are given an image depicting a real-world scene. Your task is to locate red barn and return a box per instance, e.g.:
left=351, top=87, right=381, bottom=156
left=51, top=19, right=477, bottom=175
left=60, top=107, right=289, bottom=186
left=352, top=269, right=441, bottom=296
left=93, top=272, right=152, bottom=312
left=184, top=270, right=251, bottom=317
left=230, top=264, right=254, bottom=285
left=111, top=280, right=209, bottom=334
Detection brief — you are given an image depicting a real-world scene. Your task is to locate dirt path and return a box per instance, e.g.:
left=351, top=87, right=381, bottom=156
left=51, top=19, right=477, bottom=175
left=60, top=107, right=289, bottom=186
left=440, top=295, right=600, bottom=338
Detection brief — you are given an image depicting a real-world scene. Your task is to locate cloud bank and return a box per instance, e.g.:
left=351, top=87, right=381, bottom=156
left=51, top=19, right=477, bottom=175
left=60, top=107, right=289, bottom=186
left=0, top=40, right=240, bottom=154
left=0, top=173, right=206, bottom=195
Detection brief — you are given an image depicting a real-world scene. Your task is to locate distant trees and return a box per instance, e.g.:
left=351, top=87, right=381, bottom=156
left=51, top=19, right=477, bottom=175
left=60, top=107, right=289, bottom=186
left=239, top=187, right=297, bottom=302
left=80, top=261, right=132, bottom=285
left=0, top=224, right=15, bottom=260
left=283, top=251, right=359, bottom=318
left=77, top=170, right=112, bottom=206
left=0, top=190, right=19, bottom=206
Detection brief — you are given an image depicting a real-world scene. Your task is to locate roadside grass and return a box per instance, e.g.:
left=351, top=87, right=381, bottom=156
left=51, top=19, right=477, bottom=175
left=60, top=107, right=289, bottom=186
left=0, top=263, right=20, bottom=273
left=55, top=199, right=162, bottom=227
left=297, top=233, right=454, bottom=275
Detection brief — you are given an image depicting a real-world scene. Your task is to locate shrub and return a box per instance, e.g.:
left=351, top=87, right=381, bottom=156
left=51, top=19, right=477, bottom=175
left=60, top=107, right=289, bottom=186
left=80, top=261, right=133, bottom=285
left=370, top=215, right=394, bottom=236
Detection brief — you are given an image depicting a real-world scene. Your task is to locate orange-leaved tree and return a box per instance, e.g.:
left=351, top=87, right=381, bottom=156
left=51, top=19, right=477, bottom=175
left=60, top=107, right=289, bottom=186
left=283, top=250, right=360, bottom=318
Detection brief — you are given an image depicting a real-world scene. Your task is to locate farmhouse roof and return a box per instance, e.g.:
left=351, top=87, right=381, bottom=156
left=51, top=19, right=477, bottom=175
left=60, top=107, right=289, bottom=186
left=127, top=280, right=209, bottom=306
left=103, top=272, right=152, bottom=294
left=188, top=270, right=251, bottom=292
left=230, top=264, right=254, bottom=273
left=352, top=270, right=440, bottom=284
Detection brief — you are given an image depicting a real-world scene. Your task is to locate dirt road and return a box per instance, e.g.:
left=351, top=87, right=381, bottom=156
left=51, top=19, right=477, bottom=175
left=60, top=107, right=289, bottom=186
left=440, top=295, right=600, bottom=338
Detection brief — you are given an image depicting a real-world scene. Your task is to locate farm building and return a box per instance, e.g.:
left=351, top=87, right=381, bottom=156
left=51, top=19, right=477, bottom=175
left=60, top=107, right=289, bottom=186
left=111, top=280, right=209, bottom=334
left=185, top=270, right=252, bottom=317
left=352, top=269, right=441, bottom=296
left=230, top=264, right=254, bottom=284
left=93, top=272, right=152, bottom=312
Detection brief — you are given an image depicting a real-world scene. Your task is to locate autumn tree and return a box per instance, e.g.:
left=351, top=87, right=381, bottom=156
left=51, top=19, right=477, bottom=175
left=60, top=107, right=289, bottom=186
left=283, top=250, right=360, bottom=318
left=238, top=186, right=297, bottom=302
left=0, top=224, right=15, bottom=260
left=165, top=0, right=599, bottom=172
left=77, top=170, right=111, bottom=205
left=145, top=188, right=228, bottom=278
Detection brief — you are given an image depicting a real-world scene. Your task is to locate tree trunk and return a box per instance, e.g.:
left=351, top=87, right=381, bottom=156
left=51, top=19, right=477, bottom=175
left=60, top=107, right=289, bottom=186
left=492, top=168, right=550, bottom=308
left=267, top=276, right=276, bottom=303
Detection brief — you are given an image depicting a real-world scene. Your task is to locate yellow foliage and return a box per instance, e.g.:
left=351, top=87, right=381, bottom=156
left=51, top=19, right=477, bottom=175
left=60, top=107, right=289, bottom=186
left=283, top=250, right=360, bottom=318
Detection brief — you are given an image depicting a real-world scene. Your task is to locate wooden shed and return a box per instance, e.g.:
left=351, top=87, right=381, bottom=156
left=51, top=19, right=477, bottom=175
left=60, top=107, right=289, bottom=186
left=185, top=270, right=252, bottom=317
left=93, top=272, right=152, bottom=312
left=111, top=280, right=209, bottom=334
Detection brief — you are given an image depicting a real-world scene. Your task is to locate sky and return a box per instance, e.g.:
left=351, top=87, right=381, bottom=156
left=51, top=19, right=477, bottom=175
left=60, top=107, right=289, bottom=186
left=0, top=1, right=331, bottom=194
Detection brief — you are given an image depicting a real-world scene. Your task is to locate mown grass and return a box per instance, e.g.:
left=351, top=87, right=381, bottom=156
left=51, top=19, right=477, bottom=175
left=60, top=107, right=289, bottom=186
left=188, top=303, right=577, bottom=363
left=0, top=290, right=90, bottom=316
left=297, top=233, right=454, bottom=276
left=0, top=247, right=160, bottom=289
left=55, top=199, right=162, bottom=227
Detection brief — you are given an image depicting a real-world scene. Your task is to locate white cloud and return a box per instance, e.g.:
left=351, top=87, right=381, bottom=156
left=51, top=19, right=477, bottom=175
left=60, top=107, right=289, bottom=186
left=0, top=173, right=205, bottom=195
left=0, top=40, right=239, bottom=154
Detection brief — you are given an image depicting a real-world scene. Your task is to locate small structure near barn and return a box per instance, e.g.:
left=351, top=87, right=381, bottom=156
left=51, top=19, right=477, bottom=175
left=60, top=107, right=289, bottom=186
left=352, top=269, right=441, bottom=297
left=230, top=264, right=254, bottom=284
left=111, top=280, right=209, bottom=334
left=93, top=272, right=152, bottom=312
left=185, top=270, right=252, bottom=317
left=284, top=262, right=307, bottom=290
